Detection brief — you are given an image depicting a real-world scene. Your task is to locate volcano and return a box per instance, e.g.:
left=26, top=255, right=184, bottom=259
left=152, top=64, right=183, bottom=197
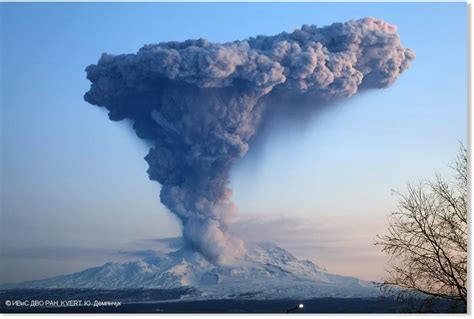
left=1, top=243, right=380, bottom=300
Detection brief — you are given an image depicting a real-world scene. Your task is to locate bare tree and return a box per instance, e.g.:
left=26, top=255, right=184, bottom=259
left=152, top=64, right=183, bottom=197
left=376, top=145, right=467, bottom=305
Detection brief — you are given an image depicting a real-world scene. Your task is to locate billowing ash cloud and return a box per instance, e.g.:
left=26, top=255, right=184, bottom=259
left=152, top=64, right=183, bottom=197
left=84, top=17, right=414, bottom=264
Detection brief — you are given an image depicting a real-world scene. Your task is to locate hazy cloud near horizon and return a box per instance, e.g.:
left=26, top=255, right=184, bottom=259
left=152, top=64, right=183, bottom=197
left=0, top=215, right=386, bottom=283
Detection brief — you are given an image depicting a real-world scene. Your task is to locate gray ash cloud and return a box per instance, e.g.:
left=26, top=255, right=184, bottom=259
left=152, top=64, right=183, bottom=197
left=84, top=17, right=414, bottom=264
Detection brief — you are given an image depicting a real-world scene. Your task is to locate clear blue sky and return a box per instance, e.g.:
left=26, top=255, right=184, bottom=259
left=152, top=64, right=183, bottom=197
left=0, top=2, right=467, bottom=283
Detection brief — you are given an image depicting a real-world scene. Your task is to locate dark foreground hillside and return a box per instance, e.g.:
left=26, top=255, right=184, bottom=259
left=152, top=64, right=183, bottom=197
left=0, top=289, right=466, bottom=313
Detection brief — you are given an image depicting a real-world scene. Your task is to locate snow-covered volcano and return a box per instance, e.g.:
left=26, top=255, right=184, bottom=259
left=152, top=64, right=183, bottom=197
left=1, top=243, right=380, bottom=300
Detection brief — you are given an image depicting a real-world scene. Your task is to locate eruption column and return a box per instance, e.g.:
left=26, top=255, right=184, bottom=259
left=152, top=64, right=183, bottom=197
left=84, top=18, right=414, bottom=264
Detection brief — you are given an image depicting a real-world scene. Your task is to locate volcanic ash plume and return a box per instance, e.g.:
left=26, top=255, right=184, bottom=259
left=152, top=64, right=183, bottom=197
left=84, top=17, right=414, bottom=264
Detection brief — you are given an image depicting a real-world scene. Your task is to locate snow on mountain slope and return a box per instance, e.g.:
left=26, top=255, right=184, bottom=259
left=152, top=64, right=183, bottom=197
left=1, top=243, right=380, bottom=300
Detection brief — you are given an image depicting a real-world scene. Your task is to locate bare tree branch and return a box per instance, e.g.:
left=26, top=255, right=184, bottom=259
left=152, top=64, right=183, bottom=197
left=375, top=145, right=467, bottom=306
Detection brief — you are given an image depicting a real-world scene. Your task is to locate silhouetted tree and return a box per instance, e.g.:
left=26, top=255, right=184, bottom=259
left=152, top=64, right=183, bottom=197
left=376, top=145, right=467, bottom=306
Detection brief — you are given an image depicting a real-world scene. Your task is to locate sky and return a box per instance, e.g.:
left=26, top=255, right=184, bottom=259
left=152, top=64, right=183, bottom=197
left=0, top=2, right=467, bottom=283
